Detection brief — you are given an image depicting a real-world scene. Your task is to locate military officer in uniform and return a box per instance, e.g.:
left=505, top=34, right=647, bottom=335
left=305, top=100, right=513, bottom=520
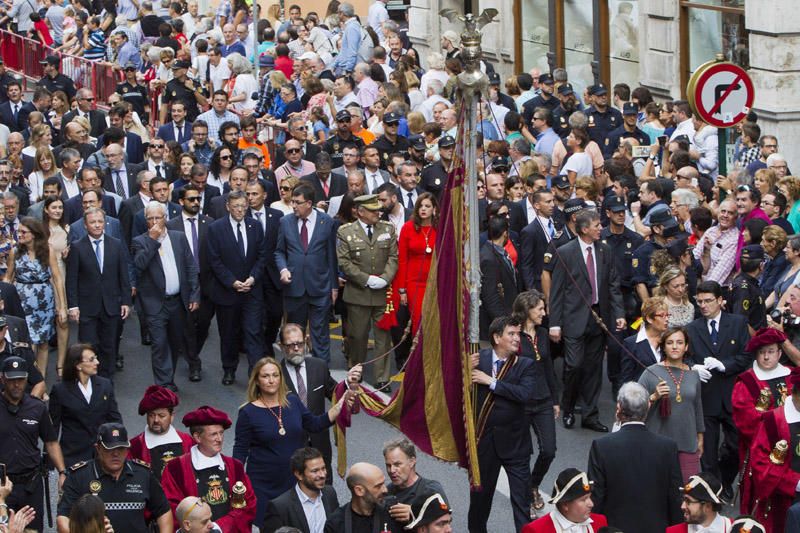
left=584, top=83, right=622, bottom=147
left=729, top=244, right=767, bottom=332
left=551, top=84, right=579, bottom=139
left=336, top=194, right=398, bottom=389
left=420, top=134, right=455, bottom=200
left=162, top=60, right=207, bottom=123
left=603, top=102, right=651, bottom=158
left=57, top=422, right=173, bottom=533
left=37, top=55, right=77, bottom=100
left=372, top=112, right=411, bottom=170
left=322, top=109, right=365, bottom=169
left=116, top=62, right=150, bottom=122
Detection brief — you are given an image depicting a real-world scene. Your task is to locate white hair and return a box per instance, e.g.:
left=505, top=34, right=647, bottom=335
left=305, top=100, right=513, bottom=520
left=767, top=153, right=786, bottom=165
left=426, top=52, right=445, bottom=71
left=145, top=201, right=168, bottom=217
left=147, top=46, right=163, bottom=62
left=226, top=53, right=251, bottom=75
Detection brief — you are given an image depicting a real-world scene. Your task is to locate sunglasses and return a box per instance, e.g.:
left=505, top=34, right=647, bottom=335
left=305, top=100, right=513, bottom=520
left=219, top=155, right=232, bottom=160
left=286, top=148, right=302, bottom=154
left=150, top=144, right=165, bottom=149
left=82, top=97, right=95, bottom=102
left=185, top=196, right=201, bottom=202
left=280, top=186, right=292, bottom=191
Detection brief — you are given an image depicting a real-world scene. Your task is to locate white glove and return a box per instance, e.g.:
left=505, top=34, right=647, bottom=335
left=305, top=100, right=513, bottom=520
left=692, top=364, right=712, bottom=383
left=703, top=356, right=726, bottom=372
left=366, top=275, right=387, bottom=289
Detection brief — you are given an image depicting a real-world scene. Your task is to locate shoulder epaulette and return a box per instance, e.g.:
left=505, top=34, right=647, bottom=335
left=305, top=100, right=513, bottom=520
left=130, top=458, right=150, bottom=469
left=70, top=461, right=88, bottom=471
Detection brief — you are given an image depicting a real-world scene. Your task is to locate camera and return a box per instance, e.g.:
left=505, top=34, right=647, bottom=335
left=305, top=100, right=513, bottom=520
left=770, top=307, right=800, bottom=326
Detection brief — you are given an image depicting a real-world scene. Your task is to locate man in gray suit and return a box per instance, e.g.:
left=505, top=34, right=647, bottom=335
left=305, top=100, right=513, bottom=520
left=275, top=183, right=338, bottom=363
left=131, top=202, right=200, bottom=391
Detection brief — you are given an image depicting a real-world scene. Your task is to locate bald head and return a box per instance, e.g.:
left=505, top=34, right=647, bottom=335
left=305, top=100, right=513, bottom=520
left=176, top=496, right=212, bottom=531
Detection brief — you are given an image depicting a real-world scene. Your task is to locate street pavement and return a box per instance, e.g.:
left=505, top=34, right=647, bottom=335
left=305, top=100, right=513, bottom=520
left=43, top=313, right=621, bottom=532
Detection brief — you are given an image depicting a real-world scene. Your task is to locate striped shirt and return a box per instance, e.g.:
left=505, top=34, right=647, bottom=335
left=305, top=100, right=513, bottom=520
left=694, top=225, right=739, bottom=286
left=84, top=29, right=107, bottom=61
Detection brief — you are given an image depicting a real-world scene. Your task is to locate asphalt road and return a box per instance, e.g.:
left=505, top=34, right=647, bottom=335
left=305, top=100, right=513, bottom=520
left=42, top=312, right=621, bottom=533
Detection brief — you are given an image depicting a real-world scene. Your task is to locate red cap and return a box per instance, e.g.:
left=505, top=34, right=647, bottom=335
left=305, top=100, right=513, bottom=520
left=745, top=327, right=787, bottom=354
left=182, top=405, right=232, bottom=429
left=137, top=385, right=180, bottom=415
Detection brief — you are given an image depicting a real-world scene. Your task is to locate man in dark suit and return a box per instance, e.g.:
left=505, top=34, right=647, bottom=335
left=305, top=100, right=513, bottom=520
left=132, top=202, right=200, bottom=391
left=587, top=382, right=683, bottom=533
left=68, top=189, right=125, bottom=243
left=66, top=207, right=132, bottom=378
left=104, top=106, right=145, bottom=165
left=362, top=146, right=391, bottom=195
left=519, top=189, right=557, bottom=291
left=207, top=190, right=268, bottom=385
left=170, top=164, right=221, bottom=217
left=156, top=101, right=193, bottom=144
left=0, top=80, right=31, bottom=133
left=64, top=167, right=118, bottom=224
left=119, top=169, right=153, bottom=244
left=60, top=88, right=107, bottom=140
left=167, top=185, right=214, bottom=380
left=300, top=152, right=347, bottom=211
left=275, top=183, right=338, bottom=363
left=548, top=209, right=625, bottom=432
left=479, top=217, right=520, bottom=342
left=101, top=143, right=138, bottom=200
left=396, top=161, right=425, bottom=215
left=685, top=280, right=751, bottom=501
left=468, top=316, right=536, bottom=533
left=207, top=167, right=248, bottom=220
left=0, top=281, right=26, bottom=320
left=262, top=446, right=339, bottom=533
left=480, top=172, right=527, bottom=234
left=138, top=137, right=176, bottom=183
left=131, top=177, right=181, bottom=238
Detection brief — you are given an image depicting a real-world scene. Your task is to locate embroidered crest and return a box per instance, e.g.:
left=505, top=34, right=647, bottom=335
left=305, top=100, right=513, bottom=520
left=205, top=475, right=228, bottom=505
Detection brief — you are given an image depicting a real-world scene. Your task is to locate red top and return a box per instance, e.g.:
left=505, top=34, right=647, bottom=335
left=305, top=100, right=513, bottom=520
left=275, top=55, right=294, bottom=79
left=33, top=20, right=54, bottom=46
left=522, top=513, right=608, bottom=533
left=395, top=220, right=436, bottom=330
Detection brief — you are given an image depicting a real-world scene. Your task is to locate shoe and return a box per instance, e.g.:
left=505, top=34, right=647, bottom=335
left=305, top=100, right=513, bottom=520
left=581, top=421, right=609, bottom=433
left=562, top=413, right=575, bottom=429
left=189, top=368, right=202, bottom=382
left=531, top=487, right=545, bottom=513
left=115, top=356, right=124, bottom=370
left=141, top=333, right=152, bottom=346
left=721, top=484, right=734, bottom=504
left=222, top=371, right=235, bottom=385
left=164, top=382, right=179, bottom=393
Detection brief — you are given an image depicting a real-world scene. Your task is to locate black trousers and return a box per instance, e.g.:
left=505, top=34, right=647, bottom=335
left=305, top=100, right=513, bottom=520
left=146, top=296, right=188, bottom=385
left=528, top=401, right=557, bottom=488
left=78, top=310, right=121, bottom=378
left=561, top=316, right=605, bottom=423
left=467, top=436, right=531, bottom=533
left=216, top=295, right=264, bottom=374
left=701, top=411, right=739, bottom=488
left=263, top=283, right=283, bottom=357
left=7, top=473, right=43, bottom=531
left=284, top=294, right=331, bottom=363
left=184, top=294, right=214, bottom=364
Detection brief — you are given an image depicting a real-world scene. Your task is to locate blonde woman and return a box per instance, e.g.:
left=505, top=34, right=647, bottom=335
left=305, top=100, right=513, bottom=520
left=270, top=175, right=298, bottom=215
left=28, top=147, right=59, bottom=203
left=655, top=267, right=695, bottom=327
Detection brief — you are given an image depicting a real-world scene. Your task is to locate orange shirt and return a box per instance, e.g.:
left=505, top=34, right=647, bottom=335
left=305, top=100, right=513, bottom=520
left=238, top=137, right=271, bottom=169
left=353, top=128, right=376, bottom=146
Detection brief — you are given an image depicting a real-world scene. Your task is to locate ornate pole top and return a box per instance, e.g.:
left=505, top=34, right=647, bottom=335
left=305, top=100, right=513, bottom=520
left=439, top=8, right=498, bottom=89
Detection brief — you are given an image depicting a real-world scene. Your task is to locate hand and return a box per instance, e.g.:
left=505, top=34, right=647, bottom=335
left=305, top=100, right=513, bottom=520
left=346, top=363, right=362, bottom=384
left=630, top=201, right=641, bottom=216
left=470, top=352, right=480, bottom=369
left=68, top=308, right=80, bottom=322
left=697, top=436, right=704, bottom=457
left=366, top=275, right=387, bottom=289
left=0, top=477, right=11, bottom=500
left=692, top=364, right=712, bottom=382
left=316, top=200, right=329, bottom=210
left=703, top=356, right=725, bottom=372
left=331, top=288, right=338, bottom=302
left=654, top=380, right=671, bottom=399
left=388, top=503, right=412, bottom=523
left=328, top=390, right=349, bottom=420
left=61, top=245, right=70, bottom=259
left=120, top=305, right=130, bottom=319
left=184, top=79, right=195, bottom=91
left=280, top=269, right=292, bottom=284
left=233, top=280, right=245, bottom=291
left=553, top=404, right=561, bottom=419
left=615, top=318, right=626, bottom=331
left=147, top=221, right=162, bottom=241
left=57, top=308, right=68, bottom=325
left=767, top=315, right=785, bottom=332
left=242, top=276, right=255, bottom=288
left=188, top=139, right=196, bottom=151
left=549, top=327, right=561, bottom=343
left=650, top=143, right=659, bottom=156
left=7, top=506, right=35, bottom=533
left=471, top=369, right=492, bottom=386
left=58, top=471, right=66, bottom=490
left=399, top=292, right=408, bottom=306
left=188, top=302, right=199, bottom=312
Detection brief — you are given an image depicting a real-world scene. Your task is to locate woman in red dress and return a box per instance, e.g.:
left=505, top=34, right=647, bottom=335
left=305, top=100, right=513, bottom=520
left=395, top=192, right=439, bottom=332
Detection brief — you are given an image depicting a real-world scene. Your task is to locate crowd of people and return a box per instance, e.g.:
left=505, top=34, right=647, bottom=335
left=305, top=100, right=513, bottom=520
left=0, top=0, right=797, bottom=531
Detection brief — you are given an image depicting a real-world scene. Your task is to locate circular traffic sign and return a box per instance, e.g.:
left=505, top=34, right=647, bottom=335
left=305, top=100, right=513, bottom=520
left=687, top=60, right=755, bottom=128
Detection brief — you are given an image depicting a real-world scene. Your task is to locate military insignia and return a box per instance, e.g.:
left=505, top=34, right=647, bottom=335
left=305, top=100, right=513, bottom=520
left=731, top=340, right=736, bottom=344
left=334, top=143, right=339, bottom=152
left=632, top=258, right=638, bottom=267
left=383, top=152, right=388, bottom=159
left=205, top=475, right=228, bottom=505
left=122, top=87, right=128, bottom=93
left=70, top=461, right=88, bottom=471
left=131, top=458, right=150, bottom=468
left=111, top=429, right=120, bottom=437
left=11, top=361, right=18, bottom=368
left=89, top=480, right=102, bottom=493
left=743, top=299, right=750, bottom=310
left=588, top=115, right=594, bottom=124
left=543, top=253, right=552, bottom=264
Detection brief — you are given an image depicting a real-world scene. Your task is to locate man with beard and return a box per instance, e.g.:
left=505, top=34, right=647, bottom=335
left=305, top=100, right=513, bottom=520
left=407, top=135, right=427, bottom=174
left=665, top=473, right=730, bottom=533
left=128, top=385, right=194, bottom=480
left=383, top=439, right=447, bottom=527
left=262, top=447, right=340, bottom=532
left=324, top=462, right=403, bottom=532
left=420, top=135, right=454, bottom=200
left=376, top=182, right=405, bottom=237
left=604, top=102, right=650, bottom=159
left=522, top=73, right=558, bottom=128
left=551, top=83, right=578, bottom=139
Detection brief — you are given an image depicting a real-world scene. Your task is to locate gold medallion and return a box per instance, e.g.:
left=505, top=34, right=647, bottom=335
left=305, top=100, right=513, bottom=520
left=675, top=393, right=682, bottom=403
left=278, top=426, right=286, bottom=436
left=89, top=480, right=101, bottom=493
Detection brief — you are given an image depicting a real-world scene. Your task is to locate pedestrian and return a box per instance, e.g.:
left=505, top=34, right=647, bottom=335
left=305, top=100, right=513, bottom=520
left=324, top=462, right=403, bottom=533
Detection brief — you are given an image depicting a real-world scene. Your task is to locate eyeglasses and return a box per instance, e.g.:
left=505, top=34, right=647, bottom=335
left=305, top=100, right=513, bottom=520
left=286, top=148, right=302, bottom=154
left=282, top=341, right=305, bottom=349
left=290, top=199, right=311, bottom=206
left=81, top=97, right=95, bottom=102
left=652, top=312, right=669, bottom=318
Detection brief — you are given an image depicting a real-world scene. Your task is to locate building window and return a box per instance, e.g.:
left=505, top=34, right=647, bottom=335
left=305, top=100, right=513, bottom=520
left=608, top=1, right=640, bottom=91
left=562, top=0, right=594, bottom=95
left=519, top=0, right=550, bottom=75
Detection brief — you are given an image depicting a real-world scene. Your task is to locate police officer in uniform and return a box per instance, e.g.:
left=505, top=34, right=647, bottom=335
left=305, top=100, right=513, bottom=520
left=488, top=72, right=517, bottom=111
left=603, top=102, right=651, bottom=158
left=57, top=422, right=173, bottom=533
left=522, top=73, right=558, bottom=127
left=551, top=83, right=579, bottom=139
left=321, top=109, right=365, bottom=169
left=584, top=83, right=622, bottom=147
left=372, top=112, right=411, bottom=170
left=631, top=209, right=682, bottom=302
left=729, top=244, right=767, bottom=332
left=0, top=316, right=44, bottom=397
left=420, top=134, right=454, bottom=200
left=0, top=356, right=67, bottom=533
left=541, top=198, right=586, bottom=302
left=116, top=62, right=150, bottom=122
left=162, top=60, right=207, bottom=123
left=37, top=55, right=77, bottom=101
left=336, top=194, right=398, bottom=389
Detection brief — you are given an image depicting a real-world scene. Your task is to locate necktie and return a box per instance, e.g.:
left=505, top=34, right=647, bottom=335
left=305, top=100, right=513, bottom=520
left=188, top=217, right=199, bottom=264
left=177, top=124, right=183, bottom=141
left=300, top=218, right=309, bottom=251
left=586, top=246, right=597, bottom=304
left=155, top=165, right=163, bottom=179
left=494, top=359, right=504, bottom=377
left=406, top=192, right=414, bottom=211
left=710, top=319, right=718, bottom=345
left=12, top=104, right=18, bottom=121
left=371, top=174, right=380, bottom=192
left=295, top=365, right=307, bottom=406
left=114, top=170, right=127, bottom=199
left=236, top=222, right=245, bottom=256
left=548, top=219, right=555, bottom=239
left=321, top=178, right=329, bottom=197
left=254, top=211, right=263, bottom=231
left=366, top=224, right=373, bottom=240
left=94, top=239, right=103, bottom=272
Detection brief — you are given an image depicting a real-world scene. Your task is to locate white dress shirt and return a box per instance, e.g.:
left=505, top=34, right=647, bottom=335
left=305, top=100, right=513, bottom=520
left=157, top=233, right=181, bottom=296
left=229, top=216, right=248, bottom=254
left=537, top=215, right=555, bottom=242
left=400, top=187, right=418, bottom=211
left=286, top=359, right=308, bottom=393
left=77, top=379, right=92, bottom=403
left=295, top=483, right=326, bottom=533
left=147, top=160, right=166, bottom=179
left=550, top=508, right=595, bottom=532
left=706, top=312, right=722, bottom=335
left=61, top=174, right=81, bottom=198
left=109, top=166, right=130, bottom=197
left=250, top=206, right=267, bottom=233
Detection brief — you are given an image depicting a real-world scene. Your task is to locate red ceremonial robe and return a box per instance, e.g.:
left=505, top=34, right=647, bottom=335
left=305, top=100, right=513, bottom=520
left=160, top=452, right=257, bottom=533
left=749, top=403, right=800, bottom=533
left=521, top=513, right=608, bottom=532
left=128, top=430, right=195, bottom=465
left=732, top=365, right=799, bottom=515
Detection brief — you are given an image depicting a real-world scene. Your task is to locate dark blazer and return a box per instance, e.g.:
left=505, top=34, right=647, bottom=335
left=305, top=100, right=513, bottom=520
left=587, top=424, right=683, bottom=533
left=273, top=141, right=320, bottom=168
left=300, top=172, right=347, bottom=203
left=170, top=184, right=221, bottom=216
left=102, top=164, right=139, bottom=199
left=167, top=214, right=213, bottom=290
left=64, top=193, right=117, bottom=225
left=478, top=198, right=527, bottom=234
left=474, top=349, right=536, bottom=460
left=0, top=281, right=26, bottom=319
left=131, top=202, right=181, bottom=238
left=479, top=241, right=520, bottom=340
left=66, top=234, right=132, bottom=316
left=206, top=216, right=268, bottom=306
left=132, top=161, right=176, bottom=183
left=548, top=238, right=624, bottom=337
left=518, top=217, right=551, bottom=291
left=48, top=375, right=122, bottom=464
left=685, top=312, right=751, bottom=416
left=68, top=216, right=124, bottom=243
left=104, top=132, right=143, bottom=165
left=222, top=178, right=279, bottom=210
left=131, top=230, right=200, bottom=315
left=207, top=193, right=229, bottom=220
left=157, top=121, right=193, bottom=144
left=0, top=100, right=32, bottom=132
left=119, top=194, right=147, bottom=245
left=786, top=502, right=800, bottom=533
left=262, top=484, right=339, bottom=533
left=620, top=333, right=660, bottom=384
left=248, top=207, right=283, bottom=291
left=61, top=109, right=107, bottom=140
left=275, top=212, right=337, bottom=298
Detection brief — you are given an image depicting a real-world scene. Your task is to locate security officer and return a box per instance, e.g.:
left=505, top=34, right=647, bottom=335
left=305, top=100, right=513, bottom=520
left=0, top=316, right=43, bottom=397
left=601, top=195, right=644, bottom=396
left=551, top=83, right=579, bottom=139
left=372, top=112, right=410, bottom=169
left=420, top=134, right=454, bottom=200
left=0, top=356, right=67, bottom=533
left=37, top=55, right=77, bottom=101
left=322, top=109, right=365, bottom=169
left=603, top=102, right=651, bottom=158
left=336, top=194, right=398, bottom=389
left=488, top=71, right=517, bottom=111
left=407, top=134, right=427, bottom=173
left=116, top=62, right=150, bottom=122
left=550, top=174, right=572, bottom=229
left=522, top=73, right=558, bottom=127
left=541, top=198, right=586, bottom=302
left=729, top=244, right=767, bottom=331
left=162, top=60, right=207, bottom=123
left=0, top=57, right=20, bottom=104
left=631, top=209, right=682, bottom=302
left=57, top=423, right=173, bottom=533
left=584, top=83, right=622, bottom=147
